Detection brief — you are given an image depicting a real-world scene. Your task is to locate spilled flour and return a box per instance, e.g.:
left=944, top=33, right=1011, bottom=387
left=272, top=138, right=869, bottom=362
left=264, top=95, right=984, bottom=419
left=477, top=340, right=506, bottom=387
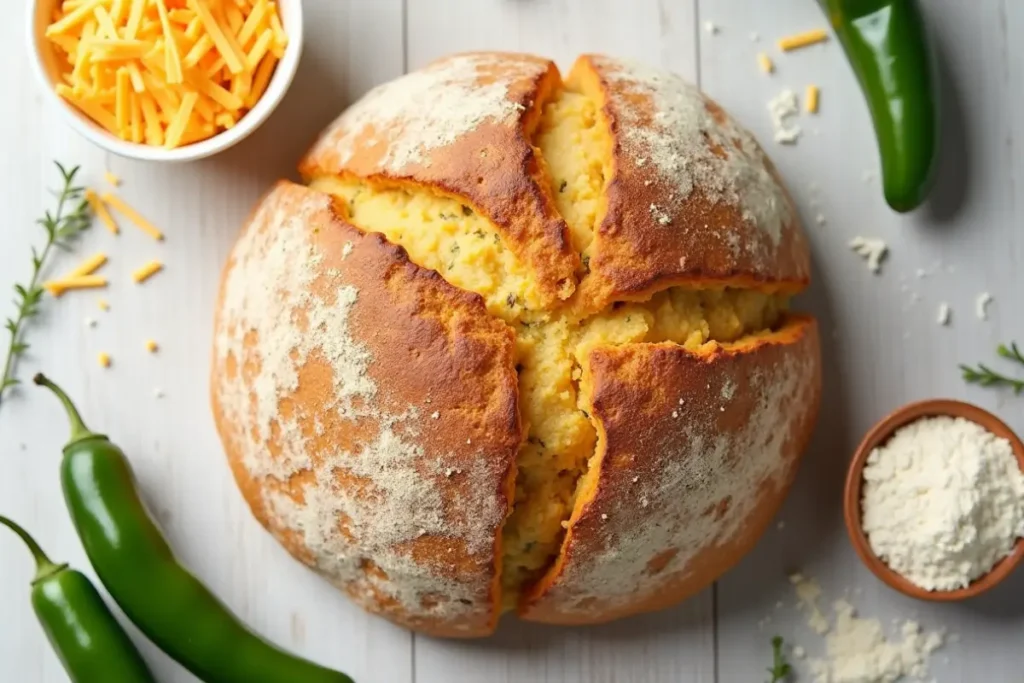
left=790, top=572, right=829, bottom=635
left=789, top=573, right=944, bottom=683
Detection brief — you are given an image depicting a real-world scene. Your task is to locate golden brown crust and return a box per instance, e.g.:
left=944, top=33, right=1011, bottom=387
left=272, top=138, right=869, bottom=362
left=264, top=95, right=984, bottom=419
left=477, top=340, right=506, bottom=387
left=519, top=316, right=821, bottom=624
left=572, top=55, right=811, bottom=312
left=211, top=181, right=521, bottom=637
left=299, top=52, right=580, bottom=308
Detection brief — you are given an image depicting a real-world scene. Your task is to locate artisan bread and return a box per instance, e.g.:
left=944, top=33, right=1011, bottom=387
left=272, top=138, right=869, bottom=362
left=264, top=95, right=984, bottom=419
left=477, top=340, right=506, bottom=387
left=211, top=52, right=822, bottom=637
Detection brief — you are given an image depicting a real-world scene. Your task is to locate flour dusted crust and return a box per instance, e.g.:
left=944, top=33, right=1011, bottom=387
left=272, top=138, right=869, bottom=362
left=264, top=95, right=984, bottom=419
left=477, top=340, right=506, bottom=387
left=214, top=52, right=821, bottom=636
left=300, top=52, right=579, bottom=308
left=575, top=55, right=810, bottom=310
left=521, top=317, right=821, bottom=623
left=211, top=182, right=520, bottom=636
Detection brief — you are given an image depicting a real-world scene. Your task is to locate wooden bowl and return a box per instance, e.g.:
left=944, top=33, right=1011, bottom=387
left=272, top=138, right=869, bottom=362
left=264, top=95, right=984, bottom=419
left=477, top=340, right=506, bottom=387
left=844, top=399, right=1024, bottom=601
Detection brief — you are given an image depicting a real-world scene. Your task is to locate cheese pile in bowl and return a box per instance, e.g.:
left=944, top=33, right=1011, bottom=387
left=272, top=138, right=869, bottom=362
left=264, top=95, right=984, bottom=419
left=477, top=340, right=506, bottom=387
left=45, top=0, right=287, bottom=149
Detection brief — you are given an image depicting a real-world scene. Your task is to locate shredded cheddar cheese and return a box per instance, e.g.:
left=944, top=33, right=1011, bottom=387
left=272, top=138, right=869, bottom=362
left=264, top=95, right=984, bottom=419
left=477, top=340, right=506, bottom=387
left=805, top=84, right=820, bottom=113
left=104, top=170, right=121, bottom=186
left=46, top=0, right=288, bottom=149
left=188, top=0, right=246, bottom=74
left=85, top=189, right=120, bottom=234
left=66, top=252, right=109, bottom=278
left=757, top=52, right=774, bottom=74
left=778, top=29, right=829, bottom=51
left=98, top=299, right=111, bottom=311
left=44, top=275, right=109, bottom=297
left=145, top=339, right=159, bottom=352
left=132, top=260, right=164, bottom=283
left=98, top=352, right=112, bottom=368
left=102, top=193, right=164, bottom=240
left=154, top=0, right=184, bottom=84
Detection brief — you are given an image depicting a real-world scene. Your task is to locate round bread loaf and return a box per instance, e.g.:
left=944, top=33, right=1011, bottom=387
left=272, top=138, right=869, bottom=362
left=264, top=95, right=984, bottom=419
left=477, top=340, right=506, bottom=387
left=211, top=52, right=821, bottom=637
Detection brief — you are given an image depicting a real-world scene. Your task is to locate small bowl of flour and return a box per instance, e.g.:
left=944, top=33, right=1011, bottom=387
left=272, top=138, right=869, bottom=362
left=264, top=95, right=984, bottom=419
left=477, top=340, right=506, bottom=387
left=844, top=399, right=1024, bottom=600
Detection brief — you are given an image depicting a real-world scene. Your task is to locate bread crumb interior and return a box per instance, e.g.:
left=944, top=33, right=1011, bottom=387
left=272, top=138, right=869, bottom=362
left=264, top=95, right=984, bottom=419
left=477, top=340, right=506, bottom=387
left=309, top=175, right=544, bottom=320
left=534, top=81, right=609, bottom=265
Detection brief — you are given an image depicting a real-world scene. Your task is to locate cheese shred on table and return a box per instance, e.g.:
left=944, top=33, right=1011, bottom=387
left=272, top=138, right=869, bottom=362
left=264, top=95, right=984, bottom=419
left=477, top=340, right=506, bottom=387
left=805, top=84, right=820, bottom=113
left=778, top=28, right=829, bottom=51
left=102, top=192, right=164, bottom=240
left=66, top=252, right=108, bottom=278
left=86, top=189, right=119, bottom=234
left=132, top=259, right=164, bottom=283
left=44, top=275, right=109, bottom=297
left=46, top=0, right=288, bottom=149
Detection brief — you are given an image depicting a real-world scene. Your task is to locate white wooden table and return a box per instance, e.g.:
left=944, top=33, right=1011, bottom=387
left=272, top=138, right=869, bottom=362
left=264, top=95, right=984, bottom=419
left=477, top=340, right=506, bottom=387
left=2, top=1, right=1023, bottom=681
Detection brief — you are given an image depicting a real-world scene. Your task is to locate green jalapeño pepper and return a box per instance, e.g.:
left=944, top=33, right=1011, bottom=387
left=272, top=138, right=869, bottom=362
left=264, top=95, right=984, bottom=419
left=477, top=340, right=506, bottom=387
left=825, top=0, right=940, bottom=212
left=0, top=515, right=155, bottom=683
left=34, top=374, right=355, bottom=683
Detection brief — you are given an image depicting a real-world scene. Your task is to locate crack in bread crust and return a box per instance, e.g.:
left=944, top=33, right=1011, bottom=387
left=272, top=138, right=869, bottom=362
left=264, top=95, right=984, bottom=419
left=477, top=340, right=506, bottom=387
left=501, top=292, right=790, bottom=607
left=572, top=55, right=811, bottom=312
left=300, top=52, right=580, bottom=310
left=520, top=318, right=821, bottom=623
left=533, top=81, right=612, bottom=270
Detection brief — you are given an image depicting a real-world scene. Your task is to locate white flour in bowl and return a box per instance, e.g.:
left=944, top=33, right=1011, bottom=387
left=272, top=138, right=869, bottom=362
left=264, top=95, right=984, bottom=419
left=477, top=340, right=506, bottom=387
left=861, top=415, right=1024, bottom=591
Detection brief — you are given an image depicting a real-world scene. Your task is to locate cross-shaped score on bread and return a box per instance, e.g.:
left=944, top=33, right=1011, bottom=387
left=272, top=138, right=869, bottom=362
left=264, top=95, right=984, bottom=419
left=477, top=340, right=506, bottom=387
left=212, top=53, right=821, bottom=637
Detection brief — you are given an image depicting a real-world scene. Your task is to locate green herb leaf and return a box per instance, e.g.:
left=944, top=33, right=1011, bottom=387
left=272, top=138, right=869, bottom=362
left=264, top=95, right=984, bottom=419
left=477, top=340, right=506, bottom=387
left=0, top=161, right=92, bottom=407
left=997, top=342, right=1024, bottom=366
left=767, top=636, right=792, bottom=683
left=961, top=344, right=1024, bottom=395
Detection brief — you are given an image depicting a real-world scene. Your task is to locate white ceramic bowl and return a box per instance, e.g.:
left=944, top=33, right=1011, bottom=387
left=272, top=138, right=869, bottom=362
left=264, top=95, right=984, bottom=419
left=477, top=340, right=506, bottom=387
left=29, top=0, right=303, bottom=163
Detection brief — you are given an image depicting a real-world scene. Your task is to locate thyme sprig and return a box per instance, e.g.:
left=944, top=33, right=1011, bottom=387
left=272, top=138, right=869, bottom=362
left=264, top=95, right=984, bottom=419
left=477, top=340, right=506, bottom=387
left=960, top=342, right=1024, bottom=395
left=0, top=162, right=91, bottom=405
left=997, top=342, right=1024, bottom=366
left=767, top=636, right=792, bottom=683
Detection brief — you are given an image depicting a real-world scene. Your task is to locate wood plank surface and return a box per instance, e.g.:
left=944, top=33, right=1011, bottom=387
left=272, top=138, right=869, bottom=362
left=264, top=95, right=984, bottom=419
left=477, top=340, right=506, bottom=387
left=1, top=1, right=1022, bottom=682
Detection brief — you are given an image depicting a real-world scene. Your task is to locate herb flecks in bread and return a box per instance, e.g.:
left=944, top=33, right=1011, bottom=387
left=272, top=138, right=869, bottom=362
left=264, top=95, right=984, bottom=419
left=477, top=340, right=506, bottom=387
left=214, top=53, right=821, bottom=636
